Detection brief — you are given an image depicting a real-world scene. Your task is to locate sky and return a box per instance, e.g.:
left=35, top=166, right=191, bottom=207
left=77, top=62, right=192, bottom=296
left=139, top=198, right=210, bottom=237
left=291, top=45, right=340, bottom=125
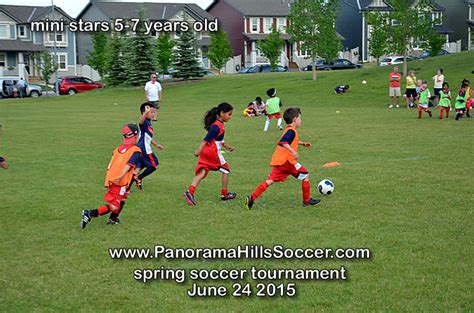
left=0, top=0, right=214, bottom=18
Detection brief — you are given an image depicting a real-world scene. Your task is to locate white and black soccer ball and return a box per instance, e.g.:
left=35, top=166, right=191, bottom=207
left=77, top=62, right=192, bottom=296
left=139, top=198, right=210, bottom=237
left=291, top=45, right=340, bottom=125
left=318, top=179, right=335, bottom=195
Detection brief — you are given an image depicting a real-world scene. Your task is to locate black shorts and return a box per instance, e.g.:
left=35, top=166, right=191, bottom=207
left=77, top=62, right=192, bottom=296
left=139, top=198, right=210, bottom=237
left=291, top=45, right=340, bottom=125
left=406, top=88, right=417, bottom=99
left=434, top=88, right=442, bottom=98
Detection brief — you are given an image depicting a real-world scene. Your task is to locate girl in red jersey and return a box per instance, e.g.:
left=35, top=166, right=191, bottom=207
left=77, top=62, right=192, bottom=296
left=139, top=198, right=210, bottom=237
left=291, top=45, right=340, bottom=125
left=184, top=103, right=237, bottom=206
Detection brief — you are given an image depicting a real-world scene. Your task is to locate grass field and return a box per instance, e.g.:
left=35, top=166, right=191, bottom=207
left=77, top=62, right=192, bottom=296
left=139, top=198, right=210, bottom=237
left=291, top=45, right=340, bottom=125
left=1, top=51, right=473, bottom=312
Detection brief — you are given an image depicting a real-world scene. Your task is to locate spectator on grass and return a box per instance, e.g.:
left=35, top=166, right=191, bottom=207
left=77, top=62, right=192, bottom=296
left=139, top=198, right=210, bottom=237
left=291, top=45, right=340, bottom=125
left=405, top=70, right=417, bottom=108
left=432, top=68, right=444, bottom=106
left=144, top=73, right=163, bottom=109
left=388, top=66, right=401, bottom=109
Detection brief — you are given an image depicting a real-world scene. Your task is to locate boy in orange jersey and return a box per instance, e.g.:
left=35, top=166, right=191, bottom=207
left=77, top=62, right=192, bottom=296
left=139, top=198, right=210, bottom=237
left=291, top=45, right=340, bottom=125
left=244, top=107, right=321, bottom=209
left=81, top=124, right=142, bottom=229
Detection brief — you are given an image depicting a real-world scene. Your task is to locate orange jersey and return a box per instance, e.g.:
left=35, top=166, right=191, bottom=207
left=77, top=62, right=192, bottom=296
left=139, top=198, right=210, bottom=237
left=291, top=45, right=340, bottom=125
left=270, top=126, right=299, bottom=166
left=104, top=145, right=141, bottom=187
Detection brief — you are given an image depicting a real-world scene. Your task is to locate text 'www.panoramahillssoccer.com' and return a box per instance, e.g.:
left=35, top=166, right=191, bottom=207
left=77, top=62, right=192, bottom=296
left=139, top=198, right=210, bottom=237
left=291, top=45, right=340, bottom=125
left=109, top=245, right=372, bottom=298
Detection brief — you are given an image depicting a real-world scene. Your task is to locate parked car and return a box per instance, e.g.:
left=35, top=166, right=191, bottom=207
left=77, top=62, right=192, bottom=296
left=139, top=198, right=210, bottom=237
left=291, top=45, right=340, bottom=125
left=239, top=64, right=288, bottom=74
left=417, top=49, right=449, bottom=60
left=57, top=76, right=103, bottom=95
left=0, top=78, right=42, bottom=99
left=302, top=60, right=326, bottom=71
left=315, top=59, right=363, bottom=71
left=379, top=55, right=414, bottom=66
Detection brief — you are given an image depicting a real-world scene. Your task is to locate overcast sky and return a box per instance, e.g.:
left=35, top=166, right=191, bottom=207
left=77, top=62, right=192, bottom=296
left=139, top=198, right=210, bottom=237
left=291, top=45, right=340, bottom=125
left=1, top=0, right=214, bottom=18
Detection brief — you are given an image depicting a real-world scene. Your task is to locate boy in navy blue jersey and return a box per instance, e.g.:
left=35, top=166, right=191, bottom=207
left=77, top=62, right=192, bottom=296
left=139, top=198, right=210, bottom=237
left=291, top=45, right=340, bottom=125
left=133, top=102, right=164, bottom=189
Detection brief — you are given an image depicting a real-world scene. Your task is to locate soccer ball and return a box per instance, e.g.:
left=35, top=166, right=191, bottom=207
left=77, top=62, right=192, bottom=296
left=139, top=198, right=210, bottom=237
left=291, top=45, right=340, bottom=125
left=318, top=179, right=335, bottom=195
left=362, top=80, right=367, bottom=84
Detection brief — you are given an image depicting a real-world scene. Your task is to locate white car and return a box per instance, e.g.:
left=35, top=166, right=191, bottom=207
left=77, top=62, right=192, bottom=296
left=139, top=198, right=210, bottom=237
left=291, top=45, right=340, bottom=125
left=379, top=55, right=414, bottom=66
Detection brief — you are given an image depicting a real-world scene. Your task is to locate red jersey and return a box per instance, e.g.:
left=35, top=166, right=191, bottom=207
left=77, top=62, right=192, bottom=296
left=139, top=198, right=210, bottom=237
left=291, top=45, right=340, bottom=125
left=389, top=72, right=401, bottom=88
left=198, top=120, right=226, bottom=169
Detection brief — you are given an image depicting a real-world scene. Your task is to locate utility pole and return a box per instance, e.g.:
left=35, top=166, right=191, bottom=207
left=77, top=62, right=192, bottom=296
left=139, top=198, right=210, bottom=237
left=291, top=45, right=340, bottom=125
left=52, top=0, right=59, bottom=95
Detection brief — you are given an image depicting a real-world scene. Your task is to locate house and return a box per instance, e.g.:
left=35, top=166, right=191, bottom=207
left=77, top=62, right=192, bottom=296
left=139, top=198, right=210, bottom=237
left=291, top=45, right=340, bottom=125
left=468, top=0, right=474, bottom=50
left=356, top=0, right=453, bottom=62
left=0, top=4, right=77, bottom=80
left=76, top=1, right=215, bottom=70
left=208, top=0, right=322, bottom=69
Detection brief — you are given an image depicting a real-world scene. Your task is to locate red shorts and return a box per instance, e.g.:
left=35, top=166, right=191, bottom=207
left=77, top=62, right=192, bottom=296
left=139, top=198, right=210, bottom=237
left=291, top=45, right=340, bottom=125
left=196, top=162, right=230, bottom=179
left=267, top=162, right=309, bottom=182
left=267, top=113, right=281, bottom=119
left=104, top=184, right=130, bottom=208
left=466, top=99, right=473, bottom=110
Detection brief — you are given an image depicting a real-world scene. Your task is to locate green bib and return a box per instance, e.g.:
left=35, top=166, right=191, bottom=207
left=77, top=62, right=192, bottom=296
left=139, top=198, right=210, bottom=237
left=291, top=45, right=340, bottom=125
left=267, top=97, right=281, bottom=115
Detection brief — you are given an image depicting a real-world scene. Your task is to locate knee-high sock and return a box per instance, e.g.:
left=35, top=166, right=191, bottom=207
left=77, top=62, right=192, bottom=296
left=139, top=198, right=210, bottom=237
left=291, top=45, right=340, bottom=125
left=109, top=201, right=124, bottom=220
left=251, top=181, right=269, bottom=201
left=138, top=166, right=156, bottom=180
left=277, top=118, right=282, bottom=128
left=90, top=205, right=110, bottom=217
left=264, top=117, right=270, bottom=131
left=302, top=180, right=310, bottom=203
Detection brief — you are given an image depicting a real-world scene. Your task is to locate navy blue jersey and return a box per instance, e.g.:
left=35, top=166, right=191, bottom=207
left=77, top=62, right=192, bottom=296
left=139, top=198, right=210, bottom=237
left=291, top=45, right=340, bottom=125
left=127, top=151, right=141, bottom=167
left=278, top=129, right=296, bottom=146
left=203, top=121, right=225, bottom=143
left=138, top=119, right=154, bottom=154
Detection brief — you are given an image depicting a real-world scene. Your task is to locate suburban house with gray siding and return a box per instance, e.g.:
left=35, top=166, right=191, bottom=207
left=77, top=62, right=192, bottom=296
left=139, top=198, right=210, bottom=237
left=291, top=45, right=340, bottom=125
left=0, top=5, right=77, bottom=80
left=468, top=0, right=474, bottom=50
left=76, top=0, right=215, bottom=70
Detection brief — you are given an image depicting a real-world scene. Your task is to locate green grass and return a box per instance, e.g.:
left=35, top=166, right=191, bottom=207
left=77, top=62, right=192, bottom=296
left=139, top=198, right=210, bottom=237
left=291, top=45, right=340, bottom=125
left=1, top=51, right=473, bottom=312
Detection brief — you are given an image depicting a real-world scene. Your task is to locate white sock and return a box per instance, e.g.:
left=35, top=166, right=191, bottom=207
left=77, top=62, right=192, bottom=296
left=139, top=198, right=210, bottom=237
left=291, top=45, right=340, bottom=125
left=277, top=118, right=282, bottom=128
left=264, top=118, right=270, bottom=131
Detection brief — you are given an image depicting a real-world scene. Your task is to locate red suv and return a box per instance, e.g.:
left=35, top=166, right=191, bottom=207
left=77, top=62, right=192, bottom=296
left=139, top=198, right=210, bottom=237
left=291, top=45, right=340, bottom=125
left=57, top=76, right=103, bottom=95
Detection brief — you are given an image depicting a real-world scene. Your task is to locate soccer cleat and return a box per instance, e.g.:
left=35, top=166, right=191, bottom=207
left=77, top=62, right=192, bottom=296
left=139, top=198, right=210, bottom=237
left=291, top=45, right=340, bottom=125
left=107, top=218, right=120, bottom=225
left=184, top=190, right=196, bottom=206
left=81, top=210, right=91, bottom=229
left=279, top=126, right=283, bottom=130
left=221, top=192, right=237, bottom=201
left=388, top=104, right=393, bottom=109
left=303, top=198, right=321, bottom=207
left=396, top=104, right=400, bottom=108
left=244, top=195, right=254, bottom=210
left=428, top=111, right=432, bottom=117
left=134, top=174, right=142, bottom=190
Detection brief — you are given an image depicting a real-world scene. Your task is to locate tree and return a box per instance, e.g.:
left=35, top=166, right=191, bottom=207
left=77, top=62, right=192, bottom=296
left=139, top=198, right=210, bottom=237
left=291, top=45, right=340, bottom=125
left=34, top=52, right=58, bottom=95
left=124, top=7, right=155, bottom=86
left=288, top=0, right=342, bottom=80
left=86, top=32, right=108, bottom=80
left=367, top=12, right=389, bottom=66
left=155, top=33, right=175, bottom=75
left=208, top=30, right=232, bottom=74
left=173, top=20, right=203, bottom=79
left=106, top=32, right=128, bottom=86
left=258, top=27, right=284, bottom=71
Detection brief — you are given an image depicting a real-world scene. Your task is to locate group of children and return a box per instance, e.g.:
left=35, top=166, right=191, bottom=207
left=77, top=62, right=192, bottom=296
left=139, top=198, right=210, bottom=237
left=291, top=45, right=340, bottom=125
left=243, top=88, right=285, bottom=132
left=416, top=79, right=472, bottom=120
left=82, top=90, right=321, bottom=229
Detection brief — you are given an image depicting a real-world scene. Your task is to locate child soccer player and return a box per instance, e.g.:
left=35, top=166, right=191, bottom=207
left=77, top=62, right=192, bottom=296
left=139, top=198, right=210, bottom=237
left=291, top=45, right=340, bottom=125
left=81, top=124, right=141, bottom=229
left=254, top=96, right=266, bottom=116
left=184, top=103, right=237, bottom=206
left=417, top=80, right=432, bottom=119
left=0, top=156, right=8, bottom=169
left=334, top=85, right=350, bottom=94
left=243, top=102, right=257, bottom=117
left=454, top=83, right=469, bottom=121
left=463, top=79, right=471, bottom=118
left=438, top=82, right=451, bottom=119
left=133, top=102, right=164, bottom=190
left=244, top=107, right=321, bottom=209
left=264, top=88, right=283, bottom=131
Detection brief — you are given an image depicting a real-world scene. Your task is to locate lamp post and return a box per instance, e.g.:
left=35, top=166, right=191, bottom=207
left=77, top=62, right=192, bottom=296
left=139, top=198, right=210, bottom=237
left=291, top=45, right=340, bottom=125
left=52, top=0, right=59, bottom=95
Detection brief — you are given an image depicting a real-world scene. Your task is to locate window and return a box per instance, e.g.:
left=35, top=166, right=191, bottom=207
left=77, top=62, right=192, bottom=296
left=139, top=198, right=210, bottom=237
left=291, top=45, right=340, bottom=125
left=277, top=18, right=286, bottom=33
left=251, top=18, right=259, bottom=33
left=0, top=53, right=6, bottom=67
left=19, top=25, right=26, bottom=38
left=391, top=19, right=400, bottom=26
left=51, top=53, right=67, bottom=71
left=264, top=18, right=273, bottom=33
left=45, top=31, right=67, bottom=46
left=48, top=32, right=64, bottom=42
left=372, top=0, right=384, bottom=6
left=0, top=24, right=9, bottom=38
left=432, top=12, right=442, bottom=25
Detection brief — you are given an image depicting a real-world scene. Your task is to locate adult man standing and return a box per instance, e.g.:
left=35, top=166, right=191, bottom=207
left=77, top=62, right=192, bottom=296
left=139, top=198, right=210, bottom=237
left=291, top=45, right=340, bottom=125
left=17, top=78, right=27, bottom=98
left=388, top=66, right=401, bottom=108
left=144, top=73, right=163, bottom=109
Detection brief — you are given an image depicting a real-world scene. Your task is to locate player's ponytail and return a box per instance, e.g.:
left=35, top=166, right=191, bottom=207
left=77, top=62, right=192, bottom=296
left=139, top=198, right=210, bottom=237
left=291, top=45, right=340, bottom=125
left=203, top=102, right=234, bottom=130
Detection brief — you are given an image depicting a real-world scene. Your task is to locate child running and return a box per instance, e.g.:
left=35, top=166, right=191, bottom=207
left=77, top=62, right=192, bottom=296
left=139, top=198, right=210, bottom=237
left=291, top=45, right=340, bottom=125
left=264, top=88, right=283, bottom=131
left=133, top=102, right=164, bottom=190
left=454, top=82, right=469, bottom=121
left=463, top=79, right=471, bottom=118
left=245, top=107, right=321, bottom=209
left=438, top=82, right=451, bottom=119
left=417, top=80, right=432, bottom=119
left=81, top=124, right=141, bottom=229
left=184, top=103, right=237, bottom=206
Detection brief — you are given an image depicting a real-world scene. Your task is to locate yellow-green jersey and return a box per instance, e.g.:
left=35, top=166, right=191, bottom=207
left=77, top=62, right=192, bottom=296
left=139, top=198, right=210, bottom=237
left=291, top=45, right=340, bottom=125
left=455, top=89, right=468, bottom=109
left=266, top=97, right=281, bottom=115
left=438, top=89, right=451, bottom=107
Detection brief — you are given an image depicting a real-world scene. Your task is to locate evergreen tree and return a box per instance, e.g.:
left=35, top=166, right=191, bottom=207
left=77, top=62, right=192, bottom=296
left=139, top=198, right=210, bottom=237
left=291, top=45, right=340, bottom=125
left=367, top=12, right=389, bottom=66
left=86, top=32, right=108, bottom=80
left=258, top=27, right=284, bottom=71
left=208, top=30, right=232, bottom=74
left=124, top=7, right=155, bottom=86
left=156, top=33, right=175, bottom=75
left=106, top=32, right=127, bottom=86
left=173, top=21, right=203, bottom=79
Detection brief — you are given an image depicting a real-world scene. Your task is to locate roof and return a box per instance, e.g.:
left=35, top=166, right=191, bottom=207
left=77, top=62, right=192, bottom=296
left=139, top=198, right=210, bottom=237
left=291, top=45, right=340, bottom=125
left=433, top=24, right=453, bottom=34
left=244, top=32, right=344, bottom=41
left=79, top=2, right=214, bottom=21
left=0, top=5, right=73, bottom=23
left=208, top=0, right=294, bottom=17
left=0, top=39, right=46, bottom=52
left=361, top=0, right=444, bottom=12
